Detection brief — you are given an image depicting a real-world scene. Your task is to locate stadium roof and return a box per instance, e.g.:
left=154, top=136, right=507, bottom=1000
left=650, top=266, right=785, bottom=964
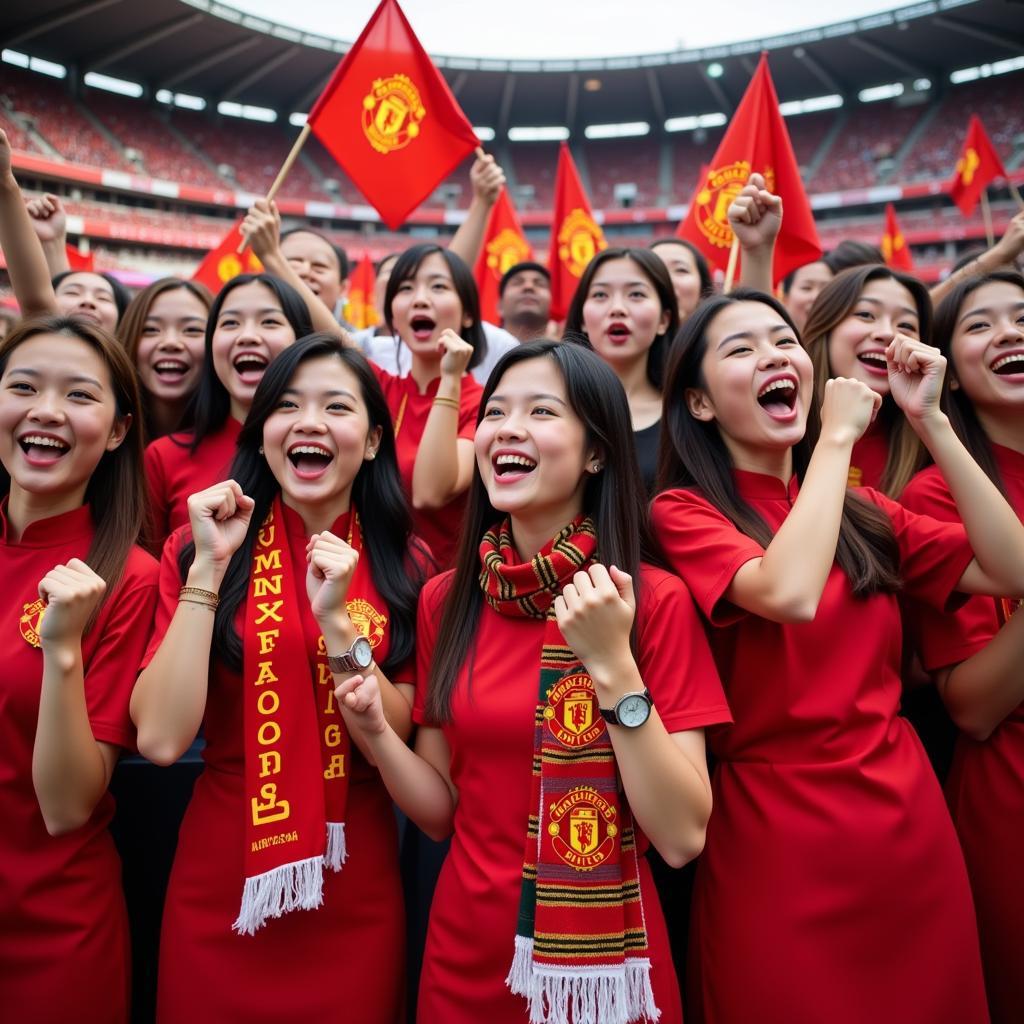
left=4, top=0, right=1023, bottom=129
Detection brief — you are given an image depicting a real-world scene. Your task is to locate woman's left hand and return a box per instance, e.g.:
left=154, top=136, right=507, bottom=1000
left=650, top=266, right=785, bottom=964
left=306, top=531, right=358, bottom=629
left=241, top=198, right=281, bottom=260
left=438, top=328, right=474, bottom=379
left=554, top=564, right=635, bottom=678
left=886, top=334, right=946, bottom=421
left=37, top=559, right=106, bottom=646
left=727, top=172, right=782, bottom=253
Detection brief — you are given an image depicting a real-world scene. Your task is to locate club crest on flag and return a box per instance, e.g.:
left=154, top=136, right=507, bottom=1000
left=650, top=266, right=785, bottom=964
left=216, top=251, right=263, bottom=285
left=543, top=673, right=604, bottom=747
left=546, top=786, right=618, bottom=870
left=695, top=161, right=776, bottom=249
left=956, top=147, right=981, bottom=187
left=362, top=74, right=426, bottom=154
left=557, top=209, right=607, bottom=277
left=485, top=228, right=532, bottom=280
left=20, top=598, right=46, bottom=648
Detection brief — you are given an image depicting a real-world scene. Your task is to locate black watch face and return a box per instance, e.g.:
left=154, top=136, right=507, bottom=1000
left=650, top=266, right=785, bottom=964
left=353, top=636, right=374, bottom=669
left=617, top=694, right=651, bottom=728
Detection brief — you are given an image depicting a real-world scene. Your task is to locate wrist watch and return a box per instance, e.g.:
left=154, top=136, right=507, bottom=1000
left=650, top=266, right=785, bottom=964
left=327, top=635, right=374, bottom=674
left=599, top=688, right=654, bottom=728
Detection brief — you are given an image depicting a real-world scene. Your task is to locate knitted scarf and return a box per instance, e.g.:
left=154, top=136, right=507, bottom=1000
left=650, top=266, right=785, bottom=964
left=479, top=516, right=659, bottom=1024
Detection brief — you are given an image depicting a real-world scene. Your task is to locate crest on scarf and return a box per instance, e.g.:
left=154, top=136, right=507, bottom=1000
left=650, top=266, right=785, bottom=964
left=20, top=598, right=45, bottom=648
left=547, top=786, right=618, bottom=870
left=543, top=673, right=604, bottom=747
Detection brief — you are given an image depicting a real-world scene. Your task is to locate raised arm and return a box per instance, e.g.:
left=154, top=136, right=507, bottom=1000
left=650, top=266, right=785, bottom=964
left=731, top=172, right=783, bottom=296
left=448, top=152, right=505, bottom=268
left=131, top=481, right=254, bottom=765
left=727, top=378, right=881, bottom=622
left=411, top=329, right=476, bottom=509
left=930, top=210, right=1024, bottom=308
left=0, top=130, right=58, bottom=317
left=26, top=192, right=71, bottom=277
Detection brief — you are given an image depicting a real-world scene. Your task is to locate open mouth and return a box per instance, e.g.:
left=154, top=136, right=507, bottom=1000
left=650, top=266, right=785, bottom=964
left=233, top=352, right=269, bottom=385
left=493, top=452, right=538, bottom=480
left=991, top=353, right=1024, bottom=376
left=607, top=323, right=631, bottom=345
left=18, top=433, right=70, bottom=465
left=410, top=316, right=436, bottom=342
left=287, top=443, right=334, bottom=479
left=856, top=350, right=889, bottom=376
left=154, top=359, right=190, bottom=380
left=757, top=377, right=798, bottom=419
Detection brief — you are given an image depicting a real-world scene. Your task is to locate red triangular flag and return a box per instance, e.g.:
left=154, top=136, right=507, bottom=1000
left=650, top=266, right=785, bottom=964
left=678, top=55, right=821, bottom=285
left=65, top=243, right=94, bottom=272
left=345, top=253, right=380, bottom=330
left=473, top=188, right=533, bottom=324
left=881, top=204, right=913, bottom=271
left=191, top=219, right=263, bottom=294
left=547, top=142, right=607, bottom=321
left=307, top=0, right=480, bottom=230
left=947, top=115, right=1009, bottom=217
left=676, top=164, right=709, bottom=238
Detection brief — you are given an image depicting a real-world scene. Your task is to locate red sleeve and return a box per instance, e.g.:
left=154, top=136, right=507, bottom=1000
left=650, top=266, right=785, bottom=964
left=458, top=375, right=483, bottom=442
left=140, top=527, right=190, bottom=670
left=144, top=439, right=171, bottom=551
left=863, top=488, right=974, bottom=612
left=651, top=488, right=764, bottom=626
left=412, top=571, right=454, bottom=726
left=84, top=549, right=160, bottom=750
left=636, top=567, right=731, bottom=732
left=900, top=467, right=959, bottom=521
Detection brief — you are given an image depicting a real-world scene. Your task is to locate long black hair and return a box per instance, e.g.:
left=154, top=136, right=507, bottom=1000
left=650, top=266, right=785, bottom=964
left=933, top=270, right=1024, bottom=496
left=426, top=340, right=661, bottom=723
left=178, top=333, right=427, bottom=672
left=564, top=247, right=679, bottom=392
left=382, top=244, right=486, bottom=370
left=657, top=290, right=901, bottom=597
left=187, top=273, right=312, bottom=452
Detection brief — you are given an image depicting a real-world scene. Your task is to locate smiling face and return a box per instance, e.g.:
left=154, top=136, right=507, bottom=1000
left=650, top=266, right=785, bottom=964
left=54, top=273, right=119, bottom=333
left=476, top=356, right=595, bottom=527
left=262, top=355, right=380, bottom=521
left=211, top=281, right=298, bottom=421
left=0, top=333, right=127, bottom=508
left=688, top=301, right=813, bottom=465
left=281, top=231, right=344, bottom=313
left=949, top=280, right=1024, bottom=414
left=783, top=260, right=833, bottom=333
left=581, top=257, right=671, bottom=372
left=389, top=252, right=471, bottom=356
left=826, top=277, right=921, bottom=396
left=651, top=242, right=704, bottom=319
left=135, top=287, right=208, bottom=403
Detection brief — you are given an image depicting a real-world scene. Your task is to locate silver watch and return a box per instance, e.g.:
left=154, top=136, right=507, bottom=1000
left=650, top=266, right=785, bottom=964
left=327, top=635, right=373, bottom=674
left=599, top=688, right=654, bottom=728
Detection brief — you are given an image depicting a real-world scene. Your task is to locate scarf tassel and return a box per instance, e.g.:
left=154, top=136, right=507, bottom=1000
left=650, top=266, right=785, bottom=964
left=232, top=855, right=324, bottom=936
left=324, top=821, right=348, bottom=872
left=507, top=937, right=660, bottom=1024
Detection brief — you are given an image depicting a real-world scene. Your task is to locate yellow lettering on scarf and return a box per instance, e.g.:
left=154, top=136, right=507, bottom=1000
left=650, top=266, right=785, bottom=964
left=258, top=750, right=281, bottom=777
left=257, top=721, right=281, bottom=746
left=256, top=600, right=284, bottom=624
left=253, top=574, right=282, bottom=597
left=317, top=662, right=332, bottom=686
left=258, top=524, right=276, bottom=548
left=257, top=629, right=279, bottom=654
left=257, top=690, right=280, bottom=715
left=324, top=688, right=337, bottom=715
left=255, top=550, right=282, bottom=573
left=324, top=724, right=343, bottom=748
left=324, top=754, right=346, bottom=780
left=251, top=782, right=290, bottom=825
left=255, top=661, right=279, bottom=686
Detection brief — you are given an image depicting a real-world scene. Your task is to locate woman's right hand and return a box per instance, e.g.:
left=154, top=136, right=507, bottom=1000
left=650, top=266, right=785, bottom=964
left=438, top=328, right=474, bottom=379
left=26, top=193, right=66, bottom=243
left=186, top=480, right=255, bottom=576
left=818, top=376, right=882, bottom=447
left=334, top=674, right=388, bottom=737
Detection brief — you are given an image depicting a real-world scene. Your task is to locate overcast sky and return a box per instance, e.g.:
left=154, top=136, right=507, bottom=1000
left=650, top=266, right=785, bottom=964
left=231, top=0, right=912, bottom=59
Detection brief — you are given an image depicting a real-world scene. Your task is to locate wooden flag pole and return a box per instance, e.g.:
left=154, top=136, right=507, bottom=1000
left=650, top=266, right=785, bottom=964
left=237, top=123, right=312, bottom=252
left=723, top=236, right=740, bottom=293
left=980, top=188, right=995, bottom=248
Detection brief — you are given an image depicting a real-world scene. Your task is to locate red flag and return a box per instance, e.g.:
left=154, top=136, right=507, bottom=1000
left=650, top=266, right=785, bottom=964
left=65, top=244, right=94, bottom=272
left=948, top=115, right=1009, bottom=217
left=676, top=164, right=709, bottom=239
left=881, top=204, right=913, bottom=271
left=678, top=54, right=821, bottom=285
left=191, top=219, right=263, bottom=294
left=345, top=253, right=381, bottom=330
left=547, top=143, right=607, bottom=321
left=306, top=0, right=479, bottom=230
left=474, top=188, right=533, bottom=324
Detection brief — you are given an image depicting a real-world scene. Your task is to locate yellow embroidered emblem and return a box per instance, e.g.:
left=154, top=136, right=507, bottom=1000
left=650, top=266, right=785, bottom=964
left=693, top=161, right=776, bottom=250
left=20, top=598, right=46, bottom=648
left=546, top=786, right=618, bottom=870
left=362, top=75, right=425, bottom=155
left=557, top=209, right=607, bottom=277
left=543, top=673, right=604, bottom=747
left=485, top=228, right=532, bottom=280
left=346, top=597, right=388, bottom=649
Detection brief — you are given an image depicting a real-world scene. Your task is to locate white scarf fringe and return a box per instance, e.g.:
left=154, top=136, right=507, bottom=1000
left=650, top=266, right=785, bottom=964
left=506, top=936, right=660, bottom=1024
left=324, top=821, right=348, bottom=872
left=232, top=854, right=324, bottom=936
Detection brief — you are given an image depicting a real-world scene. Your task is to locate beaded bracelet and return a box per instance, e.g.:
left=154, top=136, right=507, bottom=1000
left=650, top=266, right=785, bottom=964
left=179, top=586, right=220, bottom=610
left=432, top=395, right=460, bottom=410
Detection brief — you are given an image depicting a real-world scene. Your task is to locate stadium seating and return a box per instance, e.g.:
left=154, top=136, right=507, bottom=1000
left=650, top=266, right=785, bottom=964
left=583, top=137, right=663, bottom=208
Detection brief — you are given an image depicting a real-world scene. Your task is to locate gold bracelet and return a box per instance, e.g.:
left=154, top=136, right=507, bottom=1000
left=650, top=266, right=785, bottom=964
left=432, top=395, right=460, bottom=410
left=179, top=586, right=220, bottom=610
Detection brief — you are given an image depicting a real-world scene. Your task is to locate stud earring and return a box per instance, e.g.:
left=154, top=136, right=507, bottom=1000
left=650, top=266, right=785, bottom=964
left=258, top=445, right=264, bottom=455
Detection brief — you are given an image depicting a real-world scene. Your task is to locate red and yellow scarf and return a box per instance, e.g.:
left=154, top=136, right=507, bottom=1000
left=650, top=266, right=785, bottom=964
left=235, top=496, right=388, bottom=935
left=480, top=517, right=658, bottom=1024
